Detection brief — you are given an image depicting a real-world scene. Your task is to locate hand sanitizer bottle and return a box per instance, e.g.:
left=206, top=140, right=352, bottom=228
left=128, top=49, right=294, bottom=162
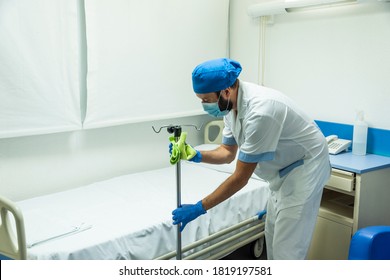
left=352, top=111, right=368, bottom=156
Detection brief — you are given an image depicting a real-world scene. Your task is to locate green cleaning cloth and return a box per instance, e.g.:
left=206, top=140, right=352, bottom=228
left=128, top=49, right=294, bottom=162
left=169, top=132, right=197, bottom=165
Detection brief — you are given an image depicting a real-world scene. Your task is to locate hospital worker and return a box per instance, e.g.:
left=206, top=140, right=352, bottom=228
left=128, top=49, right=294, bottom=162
left=171, top=58, right=331, bottom=260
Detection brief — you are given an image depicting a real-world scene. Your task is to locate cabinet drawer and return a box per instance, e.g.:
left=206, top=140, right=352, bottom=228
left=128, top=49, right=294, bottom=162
left=326, top=169, right=355, bottom=192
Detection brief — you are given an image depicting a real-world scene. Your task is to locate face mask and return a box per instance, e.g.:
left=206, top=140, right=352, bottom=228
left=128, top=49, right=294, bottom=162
left=202, top=102, right=229, bottom=117
left=202, top=94, right=231, bottom=117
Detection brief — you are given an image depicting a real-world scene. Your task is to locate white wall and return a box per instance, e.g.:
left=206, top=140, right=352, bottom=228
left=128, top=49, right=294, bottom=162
left=231, top=1, right=390, bottom=130
left=230, top=0, right=262, bottom=84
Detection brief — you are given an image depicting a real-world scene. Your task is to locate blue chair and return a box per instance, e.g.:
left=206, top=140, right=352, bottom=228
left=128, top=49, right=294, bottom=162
left=348, top=226, right=390, bottom=260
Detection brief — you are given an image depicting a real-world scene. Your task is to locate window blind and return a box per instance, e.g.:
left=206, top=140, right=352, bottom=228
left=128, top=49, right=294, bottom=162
left=0, top=0, right=82, bottom=138
left=83, top=0, right=229, bottom=129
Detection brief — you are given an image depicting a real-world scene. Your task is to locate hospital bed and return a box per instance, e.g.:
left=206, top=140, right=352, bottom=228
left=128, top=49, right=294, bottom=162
left=0, top=120, right=269, bottom=260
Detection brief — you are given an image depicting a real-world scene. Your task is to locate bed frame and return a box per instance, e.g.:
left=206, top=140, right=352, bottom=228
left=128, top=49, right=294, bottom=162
left=0, top=120, right=266, bottom=260
left=156, top=211, right=266, bottom=260
left=0, top=196, right=27, bottom=259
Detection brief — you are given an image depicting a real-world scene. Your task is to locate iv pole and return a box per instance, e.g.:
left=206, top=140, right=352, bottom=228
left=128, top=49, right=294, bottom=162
left=168, top=125, right=182, bottom=260
left=152, top=123, right=203, bottom=260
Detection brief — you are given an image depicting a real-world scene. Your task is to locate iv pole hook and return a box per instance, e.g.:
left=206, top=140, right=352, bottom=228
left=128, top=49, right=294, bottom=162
left=152, top=123, right=204, bottom=134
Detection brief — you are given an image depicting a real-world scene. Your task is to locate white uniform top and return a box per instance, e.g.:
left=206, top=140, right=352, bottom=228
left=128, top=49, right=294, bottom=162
left=223, top=81, right=330, bottom=210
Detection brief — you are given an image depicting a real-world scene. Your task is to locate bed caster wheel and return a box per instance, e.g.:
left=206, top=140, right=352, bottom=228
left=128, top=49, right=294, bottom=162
left=250, top=237, right=265, bottom=259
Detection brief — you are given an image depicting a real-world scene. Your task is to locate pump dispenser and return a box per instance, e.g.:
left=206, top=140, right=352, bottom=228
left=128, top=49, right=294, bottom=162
left=352, top=111, right=368, bottom=156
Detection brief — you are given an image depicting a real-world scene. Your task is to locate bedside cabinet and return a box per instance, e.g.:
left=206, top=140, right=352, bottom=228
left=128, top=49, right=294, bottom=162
left=307, top=153, right=390, bottom=260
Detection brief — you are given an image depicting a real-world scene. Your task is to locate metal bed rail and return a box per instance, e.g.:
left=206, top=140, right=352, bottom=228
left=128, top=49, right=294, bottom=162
left=155, top=214, right=265, bottom=260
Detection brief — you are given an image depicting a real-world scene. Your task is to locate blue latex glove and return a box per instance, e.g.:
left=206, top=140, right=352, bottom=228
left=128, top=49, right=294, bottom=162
left=168, top=142, right=174, bottom=155
left=172, top=200, right=206, bottom=231
left=257, top=209, right=267, bottom=220
left=168, top=143, right=202, bottom=163
left=189, top=149, right=202, bottom=163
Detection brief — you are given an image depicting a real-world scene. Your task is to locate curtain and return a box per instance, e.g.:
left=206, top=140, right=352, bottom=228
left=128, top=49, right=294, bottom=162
left=83, top=0, right=229, bottom=129
left=0, top=0, right=82, bottom=138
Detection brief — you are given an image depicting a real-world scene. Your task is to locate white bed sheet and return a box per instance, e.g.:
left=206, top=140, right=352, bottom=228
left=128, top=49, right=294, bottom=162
left=17, top=161, right=269, bottom=260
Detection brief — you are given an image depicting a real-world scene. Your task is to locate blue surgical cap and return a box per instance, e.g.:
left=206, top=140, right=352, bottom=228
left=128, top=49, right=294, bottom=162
left=192, top=58, right=242, bottom=94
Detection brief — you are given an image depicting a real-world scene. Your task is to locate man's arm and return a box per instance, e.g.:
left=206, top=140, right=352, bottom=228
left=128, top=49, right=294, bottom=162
left=201, top=159, right=258, bottom=210
left=200, top=144, right=238, bottom=165
left=171, top=156, right=258, bottom=231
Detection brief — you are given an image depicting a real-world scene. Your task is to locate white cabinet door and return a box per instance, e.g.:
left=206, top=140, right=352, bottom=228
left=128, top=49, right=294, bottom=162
left=307, top=216, right=352, bottom=260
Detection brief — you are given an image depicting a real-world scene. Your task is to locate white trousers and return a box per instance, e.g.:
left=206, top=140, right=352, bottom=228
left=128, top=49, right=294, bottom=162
left=265, top=157, right=330, bottom=260
left=265, top=188, right=323, bottom=259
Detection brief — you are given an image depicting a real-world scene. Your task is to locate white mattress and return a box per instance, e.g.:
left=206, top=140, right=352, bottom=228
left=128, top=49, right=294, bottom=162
left=17, top=158, right=269, bottom=260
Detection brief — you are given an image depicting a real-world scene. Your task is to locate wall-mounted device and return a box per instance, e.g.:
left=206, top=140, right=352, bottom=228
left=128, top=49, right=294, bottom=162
left=326, top=135, right=352, bottom=155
